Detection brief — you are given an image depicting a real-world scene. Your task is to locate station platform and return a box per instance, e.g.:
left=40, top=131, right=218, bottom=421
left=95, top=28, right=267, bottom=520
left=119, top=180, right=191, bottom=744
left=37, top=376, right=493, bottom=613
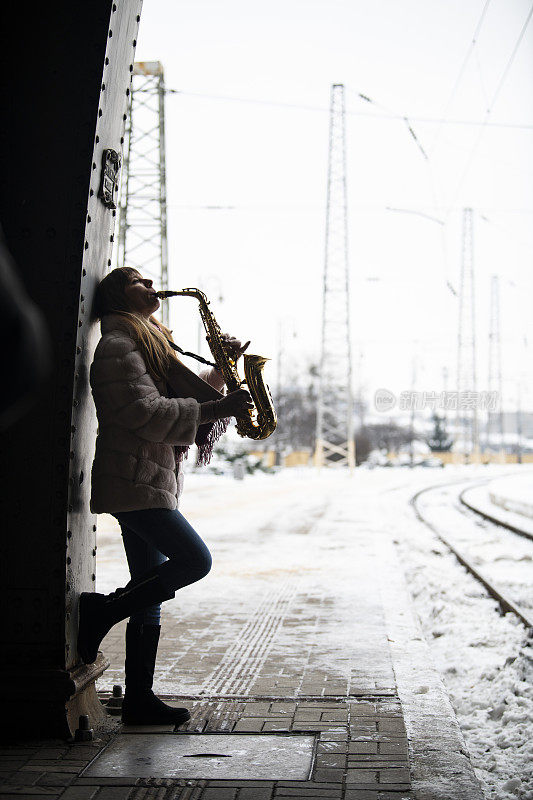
left=0, top=471, right=484, bottom=800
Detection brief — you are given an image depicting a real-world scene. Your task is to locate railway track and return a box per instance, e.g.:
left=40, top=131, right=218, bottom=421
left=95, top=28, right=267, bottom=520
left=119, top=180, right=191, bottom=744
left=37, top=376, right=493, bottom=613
left=410, top=475, right=533, bottom=633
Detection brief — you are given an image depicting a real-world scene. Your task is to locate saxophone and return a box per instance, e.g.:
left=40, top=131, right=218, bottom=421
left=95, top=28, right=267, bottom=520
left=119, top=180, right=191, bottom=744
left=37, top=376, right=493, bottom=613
left=157, top=288, right=277, bottom=440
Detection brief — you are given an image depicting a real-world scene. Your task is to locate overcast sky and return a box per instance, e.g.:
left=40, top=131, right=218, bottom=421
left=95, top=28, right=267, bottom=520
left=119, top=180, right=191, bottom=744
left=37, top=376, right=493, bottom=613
left=132, top=0, right=533, bottom=418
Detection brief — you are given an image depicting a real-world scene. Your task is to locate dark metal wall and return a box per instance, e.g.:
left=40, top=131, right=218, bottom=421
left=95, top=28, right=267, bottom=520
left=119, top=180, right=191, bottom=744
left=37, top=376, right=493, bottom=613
left=0, top=0, right=143, bottom=738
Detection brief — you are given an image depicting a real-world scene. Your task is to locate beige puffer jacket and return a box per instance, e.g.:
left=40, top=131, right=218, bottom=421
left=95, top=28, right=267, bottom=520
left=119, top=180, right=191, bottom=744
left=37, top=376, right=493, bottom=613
left=89, top=314, right=222, bottom=514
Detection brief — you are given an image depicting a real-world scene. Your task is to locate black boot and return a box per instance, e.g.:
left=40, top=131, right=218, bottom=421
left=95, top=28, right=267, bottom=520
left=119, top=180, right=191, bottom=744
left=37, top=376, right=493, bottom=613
left=121, top=623, right=190, bottom=726
left=77, top=570, right=175, bottom=665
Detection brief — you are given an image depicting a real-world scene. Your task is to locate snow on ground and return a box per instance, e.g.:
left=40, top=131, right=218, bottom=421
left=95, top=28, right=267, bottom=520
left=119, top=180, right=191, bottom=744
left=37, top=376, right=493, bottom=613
left=415, top=481, right=533, bottom=613
left=95, top=463, right=533, bottom=798
left=391, top=464, right=533, bottom=800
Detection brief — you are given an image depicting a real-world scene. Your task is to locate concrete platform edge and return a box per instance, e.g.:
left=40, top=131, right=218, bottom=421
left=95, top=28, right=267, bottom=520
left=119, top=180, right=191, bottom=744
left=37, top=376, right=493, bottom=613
left=377, top=533, right=485, bottom=800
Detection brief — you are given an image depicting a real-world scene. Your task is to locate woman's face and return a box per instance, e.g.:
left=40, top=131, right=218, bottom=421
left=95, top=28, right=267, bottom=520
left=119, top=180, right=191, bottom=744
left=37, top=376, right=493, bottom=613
left=124, top=273, right=160, bottom=317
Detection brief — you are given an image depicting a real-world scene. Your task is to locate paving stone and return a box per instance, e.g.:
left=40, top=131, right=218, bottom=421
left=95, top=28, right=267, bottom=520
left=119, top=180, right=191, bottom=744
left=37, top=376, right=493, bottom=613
left=261, top=722, right=291, bottom=732
left=348, top=743, right=378, bottom=755
left=377, top=720, right=405, bottom=734
left=236, top=789, right=272, bottom=800
left=74, top=780, right=138, bottom=787
left=311, top=768, right=344, bottom=783
left=378, top=742, right=408, bottom=756
left=314, top=755, right=346, bottom=769
left=0, top=795, right=60, bottom=800
left=231, top=719, right=264, bottom=733
left=319, top=712, right=347, bottom=723
left=2, top=773, right=43, bottom=786
left=0, top=766, right=32, bottom=774
left=58, top=789, right=99, bottom=800
left=199, top=789, right=236, bottom=800
left=292, top=712, right=321, bottom=722
left=316, top=743, right=348, bottom=754
left=241, top=705, right=270, bottom=718
left=269, top=704, right=296, bottom=715
left=24, top=768, right=80, bottom=776
left=35, top=776, right=74, bottom=788
left=94, top=789, right=133, bottom=800
left=345, top=770, right=378, bottom=783
left=378, top=768, right=410, bottom=784
left=343, top=793, right=379, bottom=800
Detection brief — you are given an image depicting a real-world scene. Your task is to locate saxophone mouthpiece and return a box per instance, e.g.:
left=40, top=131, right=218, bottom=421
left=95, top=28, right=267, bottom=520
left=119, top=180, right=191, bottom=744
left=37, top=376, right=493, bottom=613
left=156, top=290, right=180, bottom=298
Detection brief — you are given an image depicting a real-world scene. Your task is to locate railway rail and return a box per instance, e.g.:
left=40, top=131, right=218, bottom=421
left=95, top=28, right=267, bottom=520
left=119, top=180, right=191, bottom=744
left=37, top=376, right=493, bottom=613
left=410, top=475, right=533, bottom=633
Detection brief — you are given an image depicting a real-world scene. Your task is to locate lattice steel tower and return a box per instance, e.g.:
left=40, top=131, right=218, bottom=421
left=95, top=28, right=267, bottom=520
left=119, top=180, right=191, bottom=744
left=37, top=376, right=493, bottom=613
left=117, top=61, right=169, bottom=324
left=486, top=274, right=504, bottom=453
left=315, top=84, right=355, bottom=469
left=455, top=207, right=479, bottom=458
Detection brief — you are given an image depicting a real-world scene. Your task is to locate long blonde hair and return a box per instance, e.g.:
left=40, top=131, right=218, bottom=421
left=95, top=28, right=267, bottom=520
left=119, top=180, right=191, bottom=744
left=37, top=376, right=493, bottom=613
left=93, top=267, right=179, bottom=382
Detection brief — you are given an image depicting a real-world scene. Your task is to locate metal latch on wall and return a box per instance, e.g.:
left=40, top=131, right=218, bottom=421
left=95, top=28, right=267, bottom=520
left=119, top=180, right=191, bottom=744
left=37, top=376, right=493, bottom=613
left=98, top=148, right=121, bottom=209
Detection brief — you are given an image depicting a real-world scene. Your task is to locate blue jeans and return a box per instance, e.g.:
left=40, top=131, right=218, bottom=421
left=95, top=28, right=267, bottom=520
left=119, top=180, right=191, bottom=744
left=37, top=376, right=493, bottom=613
left=112, top=508, right=212, bottom=626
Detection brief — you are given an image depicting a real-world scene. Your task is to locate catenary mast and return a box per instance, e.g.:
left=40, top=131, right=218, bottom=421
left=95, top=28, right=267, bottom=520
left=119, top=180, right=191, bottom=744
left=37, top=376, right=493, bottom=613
left=487, top=274, right=504, bottom=455
left=315, top=84, right=355, bottom=470
left=455, top=207, right=479, bottom=460
left=117, top=61, right=169, bottom=325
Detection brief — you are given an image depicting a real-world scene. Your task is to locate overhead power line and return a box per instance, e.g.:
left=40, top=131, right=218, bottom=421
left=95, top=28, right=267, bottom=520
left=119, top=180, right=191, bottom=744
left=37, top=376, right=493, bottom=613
left=445, top=2, right=533, bottom=216
left=429, top=0, right=493, bottom=155
left=163, top=87, right=533, bottom=131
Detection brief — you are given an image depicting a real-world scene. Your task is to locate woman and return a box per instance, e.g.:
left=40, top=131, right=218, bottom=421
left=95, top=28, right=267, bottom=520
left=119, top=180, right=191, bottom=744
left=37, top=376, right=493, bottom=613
left=77, top=266, right=252, bottom=726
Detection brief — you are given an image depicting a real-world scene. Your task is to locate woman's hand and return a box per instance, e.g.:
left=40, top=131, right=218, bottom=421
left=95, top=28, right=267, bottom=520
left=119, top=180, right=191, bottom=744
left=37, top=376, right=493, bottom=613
left=220, top=333, right=250, bottom=361
left=216, top=388, right=253, bottom=419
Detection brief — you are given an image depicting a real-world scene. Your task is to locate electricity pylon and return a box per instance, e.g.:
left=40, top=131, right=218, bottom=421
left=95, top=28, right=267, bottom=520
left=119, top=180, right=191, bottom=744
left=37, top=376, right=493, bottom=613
left=455, top=207, right=479, bottom=460
left=486, top=274, right=504, bottom=458
left=117, top=61, right=169, bottom=324
left=315, top=84, right=355, bottom=470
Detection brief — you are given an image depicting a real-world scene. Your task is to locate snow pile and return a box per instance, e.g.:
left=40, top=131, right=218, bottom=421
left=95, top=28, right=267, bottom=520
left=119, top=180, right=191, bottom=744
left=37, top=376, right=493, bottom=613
left=395, top=498, right=533, bottom=799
